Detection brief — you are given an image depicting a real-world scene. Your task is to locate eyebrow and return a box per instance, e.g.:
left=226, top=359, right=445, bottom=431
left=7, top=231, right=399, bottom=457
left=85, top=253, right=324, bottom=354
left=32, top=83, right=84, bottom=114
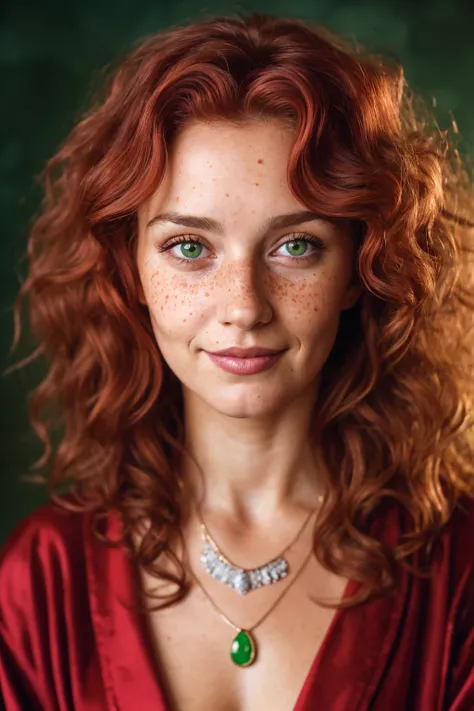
left=146, top=210, right=329, bottom=236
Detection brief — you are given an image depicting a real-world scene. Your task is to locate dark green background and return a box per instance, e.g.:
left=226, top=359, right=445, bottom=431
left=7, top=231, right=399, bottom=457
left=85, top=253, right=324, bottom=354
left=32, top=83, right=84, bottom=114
left=2, top=0, right=473, bottom=545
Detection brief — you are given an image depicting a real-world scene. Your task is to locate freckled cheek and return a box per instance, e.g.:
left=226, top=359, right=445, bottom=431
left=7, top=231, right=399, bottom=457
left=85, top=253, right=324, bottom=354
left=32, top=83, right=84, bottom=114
left=268, top=274, right=329, bottom=319
left=147, top=271, right=212, bottom=331
left=268, top=275, right=343, bottom=346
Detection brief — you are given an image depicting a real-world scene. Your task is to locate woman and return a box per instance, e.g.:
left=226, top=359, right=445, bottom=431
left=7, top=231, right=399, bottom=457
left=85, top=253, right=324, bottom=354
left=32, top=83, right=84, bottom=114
left=1, top=11, right=474, bottom=711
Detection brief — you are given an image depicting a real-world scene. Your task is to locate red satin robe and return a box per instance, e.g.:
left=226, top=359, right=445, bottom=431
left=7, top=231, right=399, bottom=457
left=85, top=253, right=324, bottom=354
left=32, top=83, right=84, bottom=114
left=1, top=495, right=473, bottom=711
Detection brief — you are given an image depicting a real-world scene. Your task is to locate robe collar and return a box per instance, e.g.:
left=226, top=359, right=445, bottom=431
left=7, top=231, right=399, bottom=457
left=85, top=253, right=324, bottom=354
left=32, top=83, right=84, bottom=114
left=85, top=502, right=409, bottom=711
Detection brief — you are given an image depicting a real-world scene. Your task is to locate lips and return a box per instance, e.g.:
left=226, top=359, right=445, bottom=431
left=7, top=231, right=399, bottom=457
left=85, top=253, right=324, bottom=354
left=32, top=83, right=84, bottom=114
left=205, top=348, right=285, bottom=375
left=206, top=347, right=284, bottom=358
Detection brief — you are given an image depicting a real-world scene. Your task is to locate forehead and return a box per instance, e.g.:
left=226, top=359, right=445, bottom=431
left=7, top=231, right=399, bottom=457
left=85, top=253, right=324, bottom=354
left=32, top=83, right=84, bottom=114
left=141, top=119, right=300, bottom=218
left=173, top=116, right=295, bottom=152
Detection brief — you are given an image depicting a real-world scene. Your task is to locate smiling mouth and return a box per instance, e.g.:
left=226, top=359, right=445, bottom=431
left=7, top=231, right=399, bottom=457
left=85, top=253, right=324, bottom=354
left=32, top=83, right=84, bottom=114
left=204, top=349, right=285, bottom=375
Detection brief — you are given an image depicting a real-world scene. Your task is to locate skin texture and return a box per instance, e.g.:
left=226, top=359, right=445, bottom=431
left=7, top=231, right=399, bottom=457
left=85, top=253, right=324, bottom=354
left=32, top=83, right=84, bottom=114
left=136, top=118, right=361, bottom=524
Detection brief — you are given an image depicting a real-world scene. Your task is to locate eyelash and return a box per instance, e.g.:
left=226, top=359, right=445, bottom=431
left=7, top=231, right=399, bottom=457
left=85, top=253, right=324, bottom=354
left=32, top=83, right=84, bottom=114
left=157, top=233, right=327, bottom=265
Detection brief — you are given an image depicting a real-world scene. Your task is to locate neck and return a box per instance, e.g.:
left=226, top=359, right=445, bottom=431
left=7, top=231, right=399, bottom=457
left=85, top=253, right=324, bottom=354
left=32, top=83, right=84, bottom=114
left=179, top=389, right=325, bottom=527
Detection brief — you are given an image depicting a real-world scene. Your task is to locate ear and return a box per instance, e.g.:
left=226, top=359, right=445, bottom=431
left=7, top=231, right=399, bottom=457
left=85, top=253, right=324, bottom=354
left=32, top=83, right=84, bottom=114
left=340, top=281, right=363, bottom=311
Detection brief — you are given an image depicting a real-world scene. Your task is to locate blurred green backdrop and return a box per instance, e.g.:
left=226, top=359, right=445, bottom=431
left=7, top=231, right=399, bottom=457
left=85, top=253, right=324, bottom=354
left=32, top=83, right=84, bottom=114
left=2, top=0, right=474, bottom=545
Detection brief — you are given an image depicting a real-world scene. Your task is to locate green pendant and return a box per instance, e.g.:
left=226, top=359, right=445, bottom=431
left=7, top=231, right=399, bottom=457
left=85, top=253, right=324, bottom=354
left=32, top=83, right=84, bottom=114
left=231, top=630, right=257, bottom=667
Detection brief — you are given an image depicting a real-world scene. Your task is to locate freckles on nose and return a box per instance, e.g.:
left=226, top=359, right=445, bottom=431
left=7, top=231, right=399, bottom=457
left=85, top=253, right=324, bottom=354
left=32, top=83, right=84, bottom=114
left=214, top=268, right=315, bottom=321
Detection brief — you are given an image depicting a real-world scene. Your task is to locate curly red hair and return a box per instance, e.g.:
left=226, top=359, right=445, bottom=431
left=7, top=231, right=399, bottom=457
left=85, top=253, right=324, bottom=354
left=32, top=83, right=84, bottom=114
left=6, top=11, right=474, bottom=610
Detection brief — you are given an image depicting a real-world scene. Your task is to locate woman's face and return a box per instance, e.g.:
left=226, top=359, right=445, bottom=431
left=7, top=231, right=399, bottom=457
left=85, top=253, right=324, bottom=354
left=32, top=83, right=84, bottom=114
left=136, top=119, right=361, bottom=420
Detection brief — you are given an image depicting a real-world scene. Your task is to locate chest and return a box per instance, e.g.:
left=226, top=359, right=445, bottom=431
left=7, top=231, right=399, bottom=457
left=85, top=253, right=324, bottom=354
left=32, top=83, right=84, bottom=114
left=139, top=561, right=349, bottom=711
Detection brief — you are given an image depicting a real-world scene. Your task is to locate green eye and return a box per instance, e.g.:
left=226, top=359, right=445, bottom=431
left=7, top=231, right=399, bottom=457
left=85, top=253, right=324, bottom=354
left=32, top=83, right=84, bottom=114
left=284, top=240, right=308, bottom=257
left=162, top=234, right=324, bottom=264
left=179, top=242, right=202, bottom=259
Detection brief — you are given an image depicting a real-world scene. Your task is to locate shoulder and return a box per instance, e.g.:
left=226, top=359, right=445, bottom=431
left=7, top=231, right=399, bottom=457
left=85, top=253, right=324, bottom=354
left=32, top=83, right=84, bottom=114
left=1, top=497, right=88, bottom=565
left=0, top=498, right=93, bottom=614
left=441, top=494, right=474, bottom=575
left=425, top=494, right=474, bottom=638
left=0, top=501, right=116, bottom=707
left=443, top=495, right=474, bottom=622
left=375, top=493, right=474, bottom=588
left=450, top=493, right=474, bottom=530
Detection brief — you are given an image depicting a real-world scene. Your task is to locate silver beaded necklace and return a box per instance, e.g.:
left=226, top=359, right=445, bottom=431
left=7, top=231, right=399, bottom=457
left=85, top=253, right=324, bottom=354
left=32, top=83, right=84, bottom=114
left=198, top=495, right=323, bottom=595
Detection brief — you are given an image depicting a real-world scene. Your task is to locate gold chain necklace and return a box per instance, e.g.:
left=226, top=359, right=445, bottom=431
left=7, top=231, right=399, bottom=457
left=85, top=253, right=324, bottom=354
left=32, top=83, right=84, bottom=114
left=189, top=499, right=323, bottom=668
left=198, top=500, right=320, bottom=596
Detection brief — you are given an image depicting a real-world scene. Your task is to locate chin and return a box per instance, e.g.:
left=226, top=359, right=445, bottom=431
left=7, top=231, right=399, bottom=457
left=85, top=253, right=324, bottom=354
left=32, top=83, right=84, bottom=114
left=199, top=381, right=289, bottom=419
left=206, top=400, right=281, bottom=420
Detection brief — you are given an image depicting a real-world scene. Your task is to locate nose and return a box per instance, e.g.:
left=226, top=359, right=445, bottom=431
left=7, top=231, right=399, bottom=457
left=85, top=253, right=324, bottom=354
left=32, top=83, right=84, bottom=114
left=216, top=259, right=273, bottom=330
